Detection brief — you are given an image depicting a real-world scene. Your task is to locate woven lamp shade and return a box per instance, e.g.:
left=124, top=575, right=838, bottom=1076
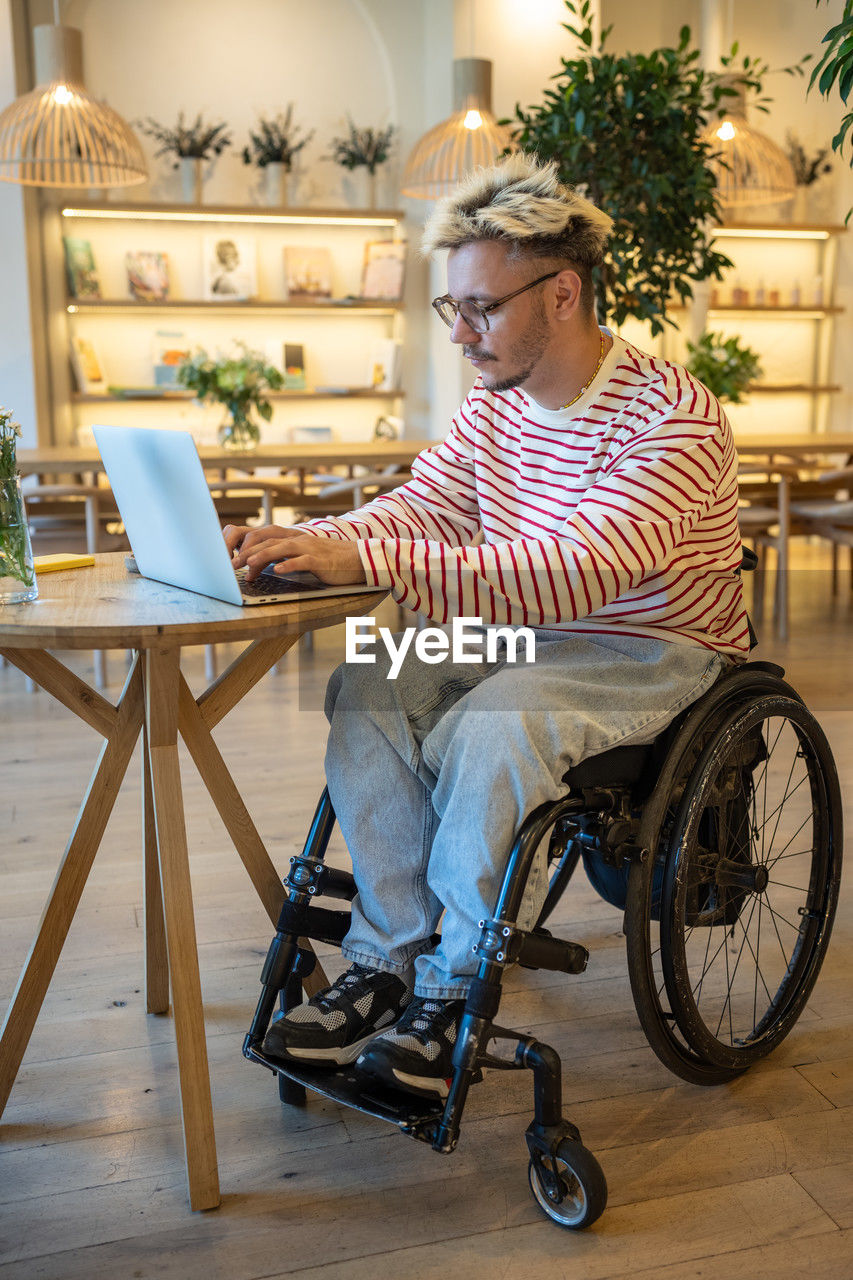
left=0, top=25, right=147, bottom=188
left=700, top=84, right=794, bottom=209
left=401, top=58, right=515, bottom=200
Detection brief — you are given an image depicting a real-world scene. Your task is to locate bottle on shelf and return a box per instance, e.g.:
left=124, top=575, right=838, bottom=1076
left=789, top=279, right=802, bottom=306
left=754, top=279, right=766, bottom=306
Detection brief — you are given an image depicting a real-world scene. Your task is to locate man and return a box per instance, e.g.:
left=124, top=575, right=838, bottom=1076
left=224, top=153, right=748, bottom=1099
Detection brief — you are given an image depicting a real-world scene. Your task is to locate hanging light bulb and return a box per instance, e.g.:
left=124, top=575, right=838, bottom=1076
left=0, top=21, right=147, bottom=188
left=700, top=77, right=795, bottom=209
left=401, top=57, right=515, bottom=200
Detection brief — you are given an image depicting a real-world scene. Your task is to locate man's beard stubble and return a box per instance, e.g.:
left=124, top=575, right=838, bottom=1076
left=464, top=299, right=551, bottom=394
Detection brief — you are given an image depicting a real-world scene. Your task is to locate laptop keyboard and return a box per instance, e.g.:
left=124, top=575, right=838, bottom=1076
left=235, top=567, right=324, bottom=597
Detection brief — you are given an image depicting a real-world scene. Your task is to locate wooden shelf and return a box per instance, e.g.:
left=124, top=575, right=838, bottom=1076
left=747, top=384, right=841, bottom=395
left=708, top=304, right=844, bottom=316
left=66, top=298, right=401, bottom=314
left=71, top=387, right=404, bottom=404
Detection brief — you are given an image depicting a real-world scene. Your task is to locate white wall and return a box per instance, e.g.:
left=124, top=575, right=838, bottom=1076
left=0, top=0, right=38, bottom=448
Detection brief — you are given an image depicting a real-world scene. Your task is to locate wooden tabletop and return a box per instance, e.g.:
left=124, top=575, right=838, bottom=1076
left=17, top=439, right=433, bottom=478
left=0, top=553, right=386, bottom=650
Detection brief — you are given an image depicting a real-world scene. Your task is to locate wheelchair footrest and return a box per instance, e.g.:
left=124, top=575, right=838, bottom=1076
left=245, top=1043, right=445, bottom=1131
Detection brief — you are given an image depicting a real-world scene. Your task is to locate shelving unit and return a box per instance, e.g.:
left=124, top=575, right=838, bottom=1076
left=41, top=199, right=407, bottom=446
left=706, top=221, right=847, bottom=435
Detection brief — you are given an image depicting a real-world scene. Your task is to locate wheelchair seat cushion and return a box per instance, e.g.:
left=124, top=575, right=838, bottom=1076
left=563, top=743, right=653, bottom=790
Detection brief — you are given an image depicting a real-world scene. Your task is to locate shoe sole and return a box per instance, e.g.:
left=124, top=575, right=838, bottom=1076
left=263, top=1022, right=402, bottom=1068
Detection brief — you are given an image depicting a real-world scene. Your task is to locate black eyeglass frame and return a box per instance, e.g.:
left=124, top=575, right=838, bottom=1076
left=431, top=269, right=561, bottom=333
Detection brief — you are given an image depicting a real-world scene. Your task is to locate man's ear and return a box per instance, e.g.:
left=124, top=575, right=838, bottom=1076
left=552, top=268, right=583, bottom=319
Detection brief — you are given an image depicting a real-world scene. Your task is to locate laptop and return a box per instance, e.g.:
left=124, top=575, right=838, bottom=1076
left=92, top=425, right=380, bottom=607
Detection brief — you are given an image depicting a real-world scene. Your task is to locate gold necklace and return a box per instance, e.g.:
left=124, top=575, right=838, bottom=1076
left=559, top=330, right=607, bottom=410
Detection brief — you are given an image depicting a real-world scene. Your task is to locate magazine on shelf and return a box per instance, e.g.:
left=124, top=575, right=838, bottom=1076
left=69, top=334, right=108, bottom=394
left=283, top=342, right=307, bottom=390
left=63, top=237, right=101, bottom=299
left=202, top=234, right=257, bottom=301
left=283, top=246, right=333, bottom=300
left=152, top=329, right=190, bottom=387
left=367, top=338, right=402, bottom=391
left=360, top=239, right=406, bottom=300
left=125, top=251, right=170, bottom=302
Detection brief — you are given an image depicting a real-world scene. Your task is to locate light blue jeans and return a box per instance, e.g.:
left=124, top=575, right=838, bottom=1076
left=324, top=629, right=724, bottom=998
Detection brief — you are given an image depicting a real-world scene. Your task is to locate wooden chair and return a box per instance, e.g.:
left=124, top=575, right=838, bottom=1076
left=789, top=465, right=853, bottom=595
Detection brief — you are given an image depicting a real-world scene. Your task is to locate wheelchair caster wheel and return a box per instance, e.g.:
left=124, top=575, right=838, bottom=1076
left=527, top=1139, right=607, bottom=1229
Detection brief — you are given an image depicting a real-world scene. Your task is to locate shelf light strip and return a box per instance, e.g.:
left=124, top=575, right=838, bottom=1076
left=61, top=207, right=399, bottom=227
left=66, top=304, right=397, bottom=316
left=714, top=227, right=830, bottom=241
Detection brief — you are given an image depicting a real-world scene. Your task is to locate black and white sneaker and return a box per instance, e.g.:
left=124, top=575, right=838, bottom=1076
left=355, top=996, right=466, bottom=1098
left=262, top=963, right=412, bottom=1066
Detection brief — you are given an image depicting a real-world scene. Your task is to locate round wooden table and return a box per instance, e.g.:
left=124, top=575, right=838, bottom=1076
left=0, top=554, right=385, bottom=1211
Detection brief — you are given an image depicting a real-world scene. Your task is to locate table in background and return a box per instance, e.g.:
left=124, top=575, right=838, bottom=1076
left=0, top=554, right=385, bottom=1211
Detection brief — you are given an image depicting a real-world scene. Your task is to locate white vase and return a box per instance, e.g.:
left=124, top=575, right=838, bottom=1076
left=791, top=186, right=809, bottom=224
left=180, top=156, right=203, bottom=204
left=263, top=161, right=290, bottom=207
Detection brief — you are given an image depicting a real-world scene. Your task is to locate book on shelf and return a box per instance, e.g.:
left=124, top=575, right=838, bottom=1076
left=283, top=246, right=333, bottom=300
left=367, top=338, right=402, bottom=391
left=125, top=251, right=170, bottom=302
left=283, top=342, right=307, bottom=390
left=360, top=239, right=406, bottom=301
left=202, top=234, right=257, bottom=301
left=152, top=329, right=190, bottom=387
left=63, top=236, right=101, bottom=299
left=288, top=425, right=334, bottom=444
left=69, top=335, right=108, bottom=394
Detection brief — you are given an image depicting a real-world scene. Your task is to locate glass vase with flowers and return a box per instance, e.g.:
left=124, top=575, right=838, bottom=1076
left=177, top=344, right=284, bottom=452
left=0, top=407, right=37, bottom=604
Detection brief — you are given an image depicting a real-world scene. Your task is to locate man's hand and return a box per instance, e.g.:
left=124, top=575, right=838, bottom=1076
left=222, top=524, right=367, bottom=585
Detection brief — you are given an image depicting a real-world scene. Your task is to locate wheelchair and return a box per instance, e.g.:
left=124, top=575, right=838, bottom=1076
left=244, top=642, right=843, bottom=1231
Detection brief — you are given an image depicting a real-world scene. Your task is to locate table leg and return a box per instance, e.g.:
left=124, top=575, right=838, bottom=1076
left=144, top=646, right=219, bottom=1212
left=0, top=659, right=144, bottom=1117
left=142, top=719, right=169, bottom=1015
left=176, top=674, right=328, bottom=997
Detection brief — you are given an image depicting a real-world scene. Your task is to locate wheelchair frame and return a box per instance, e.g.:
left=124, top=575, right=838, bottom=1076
left=244, top=658, right=843, bottom=1230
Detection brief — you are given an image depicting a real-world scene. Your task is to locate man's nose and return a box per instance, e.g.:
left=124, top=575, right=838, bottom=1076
left=449, top=310, right=480, bottom=344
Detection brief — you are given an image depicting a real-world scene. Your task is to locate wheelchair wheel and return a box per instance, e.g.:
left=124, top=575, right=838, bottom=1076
left=527, top=1140, right=607, bottom=1230
left=625, top=666, right=843, bottom=1085
left=658, top=694, right=842, bottom=1072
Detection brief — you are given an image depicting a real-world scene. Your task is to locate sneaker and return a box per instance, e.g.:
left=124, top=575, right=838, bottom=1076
left=355, top=996, right=466, bottom=1098
left=262, top=963, right=412, bottom=1066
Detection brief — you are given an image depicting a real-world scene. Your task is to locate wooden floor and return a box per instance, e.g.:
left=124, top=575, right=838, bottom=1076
left=1, top=550, right=851, bottom=1279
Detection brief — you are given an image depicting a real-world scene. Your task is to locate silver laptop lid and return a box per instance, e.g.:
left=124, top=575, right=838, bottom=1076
left=92, top=425, right=243, bottom=606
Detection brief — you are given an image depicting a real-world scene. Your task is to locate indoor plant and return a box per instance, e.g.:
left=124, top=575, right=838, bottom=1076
left=242, top=106, right=314, bottom=205
left=177, top=344, right=284, bottom=452
left=0, top=406, right=37, bottom=604
left=328, top=118, right=395, bottom=207
left=785, top=131, right=833, bottom=220
left=684, top=331, right=763, bottom=404
left=507, top=1, right=744, bottom=335
left=135, top=112, right=232, bottom=202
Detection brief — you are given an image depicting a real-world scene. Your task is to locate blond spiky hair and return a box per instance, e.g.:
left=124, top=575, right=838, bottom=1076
left=421, top=152, right=613, bottom=266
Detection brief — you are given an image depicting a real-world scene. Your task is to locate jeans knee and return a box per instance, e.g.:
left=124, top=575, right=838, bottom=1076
left=324, top=648, right=396, bottom=722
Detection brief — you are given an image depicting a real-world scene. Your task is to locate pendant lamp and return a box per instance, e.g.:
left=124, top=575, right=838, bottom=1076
left=401, top=58, right=515, bottom=200
left=0, top=22, right=147, bottom=188
left=700, top=78, right=795, bottom=209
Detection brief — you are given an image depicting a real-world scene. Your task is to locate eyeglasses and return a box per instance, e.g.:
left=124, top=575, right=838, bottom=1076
left=431, top=269, right=561, bottom=333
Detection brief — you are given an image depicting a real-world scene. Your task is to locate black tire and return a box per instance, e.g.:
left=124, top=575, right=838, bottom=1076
left=659, top=694, right=842, bottom=1070
left=626, top=666, right=822, bottom=1084
left=527, top=1139, right=607, bottom=1229
left=626, top=676, right=842, bottom=1084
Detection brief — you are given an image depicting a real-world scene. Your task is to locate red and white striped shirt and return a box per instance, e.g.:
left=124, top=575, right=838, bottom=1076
left=301, top=333, right=749, bottom=659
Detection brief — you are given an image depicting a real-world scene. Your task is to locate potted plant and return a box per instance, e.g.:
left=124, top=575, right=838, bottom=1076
left=242, top=107, right=314, bottom=206
left=507, top=1, right=746, bottom=335
left=785, top=132, right=833, bottom=222
left=328, top=117, right=395, bottom=208
left=684, top=331, right=763, bottom=404
left=177, top=344, right=284, bottom=452
left=135, top=112, right=232, bottom=203
left=0, top=406, right=37, bottom=604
